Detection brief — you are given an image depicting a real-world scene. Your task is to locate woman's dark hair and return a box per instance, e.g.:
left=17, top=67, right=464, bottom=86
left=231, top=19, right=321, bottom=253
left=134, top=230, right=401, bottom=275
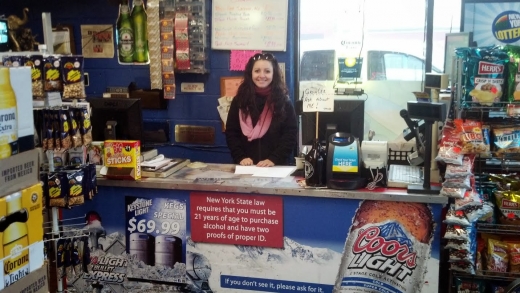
left=235, top=53, right=288, bottom=121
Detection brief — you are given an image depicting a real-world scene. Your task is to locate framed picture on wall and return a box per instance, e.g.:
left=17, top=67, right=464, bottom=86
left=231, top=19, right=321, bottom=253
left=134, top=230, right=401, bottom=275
left=80, top=24, right=115, bottom=58
left=52, top=24, right=76, bottom=55
left=220, top=76, right=243, bottom=97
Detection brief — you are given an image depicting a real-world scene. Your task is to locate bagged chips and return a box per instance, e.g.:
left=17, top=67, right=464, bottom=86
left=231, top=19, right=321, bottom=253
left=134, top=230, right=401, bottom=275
left=456, top=46, right=509, bottom=107
left=503, top=45, right=520, bottom=102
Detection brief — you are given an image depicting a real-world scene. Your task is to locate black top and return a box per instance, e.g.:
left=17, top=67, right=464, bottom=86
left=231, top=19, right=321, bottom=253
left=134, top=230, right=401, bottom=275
left=225, top=94, right=298, bottom=165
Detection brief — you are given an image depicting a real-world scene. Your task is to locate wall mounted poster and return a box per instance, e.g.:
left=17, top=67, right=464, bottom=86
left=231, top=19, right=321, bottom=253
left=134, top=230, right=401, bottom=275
left=58, top=196, right=187, bottom=292
left=124, top=196, right=187, bottom=283
left=211, top=0, right=288, bottom=51
left=463, top=1, right=520, bottom=46
left=80, top=24, right=115, bottom=58
left=62, top=184, right=443, bottom=293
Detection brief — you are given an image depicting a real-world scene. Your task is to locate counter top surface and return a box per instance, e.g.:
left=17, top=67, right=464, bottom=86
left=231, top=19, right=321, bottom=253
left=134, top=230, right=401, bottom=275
left=98, top=163, right=448, bottom=204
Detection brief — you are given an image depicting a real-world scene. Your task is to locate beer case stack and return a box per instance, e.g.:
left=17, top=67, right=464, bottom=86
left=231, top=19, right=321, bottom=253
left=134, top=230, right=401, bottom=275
left=0, top=66, right=47, bottom=291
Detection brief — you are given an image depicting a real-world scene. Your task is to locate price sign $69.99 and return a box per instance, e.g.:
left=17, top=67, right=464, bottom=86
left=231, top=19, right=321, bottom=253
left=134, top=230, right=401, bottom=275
left=127, top=218, right=181, bottom=235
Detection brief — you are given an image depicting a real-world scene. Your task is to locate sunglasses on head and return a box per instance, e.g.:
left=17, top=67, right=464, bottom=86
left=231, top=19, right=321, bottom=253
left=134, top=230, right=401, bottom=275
left=252, top=53, right=275, bottom=61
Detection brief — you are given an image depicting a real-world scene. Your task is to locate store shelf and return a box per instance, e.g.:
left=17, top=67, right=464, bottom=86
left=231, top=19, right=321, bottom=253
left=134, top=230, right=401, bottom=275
left=466, top=149, right=520, bottom=173
left=452, top=270, right=520, bottom=282
left=477, top=223, right=520, bottom=235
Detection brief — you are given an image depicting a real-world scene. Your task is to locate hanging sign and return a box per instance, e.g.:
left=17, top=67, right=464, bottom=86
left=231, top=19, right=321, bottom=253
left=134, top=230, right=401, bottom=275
left=300, top=81, right=335, bottom=112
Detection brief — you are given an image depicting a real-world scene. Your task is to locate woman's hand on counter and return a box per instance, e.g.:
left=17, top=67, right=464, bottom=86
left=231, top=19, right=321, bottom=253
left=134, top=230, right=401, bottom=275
left=257, top=159, right=274, bottom=167
left=240, top=158, right=254, bottom=166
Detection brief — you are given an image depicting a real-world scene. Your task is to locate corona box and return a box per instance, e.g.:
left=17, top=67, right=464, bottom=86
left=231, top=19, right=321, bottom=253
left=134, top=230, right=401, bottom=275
left=0, top=183, right=44, bottom=289
left=102, top=140, right=141, bottom=180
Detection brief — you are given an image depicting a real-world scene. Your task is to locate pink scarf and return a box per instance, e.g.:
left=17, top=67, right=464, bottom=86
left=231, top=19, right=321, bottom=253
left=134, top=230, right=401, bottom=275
left=239, top=86, right=273, bottom=141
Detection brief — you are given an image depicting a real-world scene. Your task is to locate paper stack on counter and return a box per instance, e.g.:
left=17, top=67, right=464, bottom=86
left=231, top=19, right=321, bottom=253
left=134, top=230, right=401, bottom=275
left=142, top=157, right=191, bottom=178
left=140, top=155, right=170, bottom=171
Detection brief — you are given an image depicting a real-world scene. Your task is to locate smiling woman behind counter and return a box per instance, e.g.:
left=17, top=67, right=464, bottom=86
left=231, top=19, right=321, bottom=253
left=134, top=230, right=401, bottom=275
left=225, top=53, right=297, bottom=167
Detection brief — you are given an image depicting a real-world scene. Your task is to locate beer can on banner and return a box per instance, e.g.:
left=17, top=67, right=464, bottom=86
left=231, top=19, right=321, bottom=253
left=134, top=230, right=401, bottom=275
left=333, top=200, right=434, bottom=293
left=154, top=235, right=182, bottom=268
left=129, top=233, right=155, bottom=266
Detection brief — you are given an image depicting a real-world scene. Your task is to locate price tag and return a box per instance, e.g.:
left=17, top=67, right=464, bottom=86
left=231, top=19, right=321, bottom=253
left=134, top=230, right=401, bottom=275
left=45, top=92, right=62, bottom=107
left=125, top=196, right=187, bottom=283
left=127, top=218, right=181, bottom=235
left=180, top=82, right=204, bottom=92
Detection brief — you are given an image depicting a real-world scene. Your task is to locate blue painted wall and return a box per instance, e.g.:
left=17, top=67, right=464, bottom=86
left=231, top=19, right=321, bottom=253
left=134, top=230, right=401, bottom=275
left=2, top=0, right=297, bottom=164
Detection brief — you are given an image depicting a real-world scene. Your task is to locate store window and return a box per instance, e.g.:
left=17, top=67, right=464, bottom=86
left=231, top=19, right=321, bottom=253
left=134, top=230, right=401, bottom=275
left=367, top=51, right=443, bottom=81
left=299, top=0, right=461, bottom=141
left=433, top=0, right=462, bottom=73
left=300, top=0, right=461, bottom=78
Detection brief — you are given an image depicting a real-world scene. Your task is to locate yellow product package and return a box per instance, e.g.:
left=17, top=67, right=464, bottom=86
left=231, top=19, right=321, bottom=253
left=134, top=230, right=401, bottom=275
left=103, top=140, right=141, bottom=180
left=506, top=242, right=520, bottom=273
left=494, top=190, right=520, bottom=225
left=0, top=183, right=44, bottom=288
left=487, top=238, right=509, bottom=274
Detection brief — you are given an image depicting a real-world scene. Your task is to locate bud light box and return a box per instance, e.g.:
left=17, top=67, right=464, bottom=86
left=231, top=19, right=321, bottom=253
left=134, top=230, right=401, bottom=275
left=0, top=183, right=44, bottom=289
left=101, top=140, right=141, bottom=180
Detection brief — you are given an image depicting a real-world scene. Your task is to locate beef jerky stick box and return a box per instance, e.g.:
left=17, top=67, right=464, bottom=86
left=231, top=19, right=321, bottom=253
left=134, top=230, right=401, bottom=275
left=102, top=140, right=141, bottom=180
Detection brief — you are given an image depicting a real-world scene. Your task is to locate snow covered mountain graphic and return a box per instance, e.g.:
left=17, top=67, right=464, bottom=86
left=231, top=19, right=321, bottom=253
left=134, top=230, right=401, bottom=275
left=378, top=222, right=414, bottom=252
left=187, top=236, right=342, bottom=292
left=188, top=236, right=341, bottom=265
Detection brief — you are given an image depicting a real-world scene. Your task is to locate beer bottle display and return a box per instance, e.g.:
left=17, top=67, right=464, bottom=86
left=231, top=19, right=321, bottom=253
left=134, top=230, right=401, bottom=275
left=334, top=200, right=434, bottom=293
left=0, top=67, right=18, bottom=159
left=304, top=139, right=325, bottom=187
left=2, top=192, right=29, bottom=286
left=131, top=0, right=149, bottom=63
left=117, top=0, right=134, bottom=63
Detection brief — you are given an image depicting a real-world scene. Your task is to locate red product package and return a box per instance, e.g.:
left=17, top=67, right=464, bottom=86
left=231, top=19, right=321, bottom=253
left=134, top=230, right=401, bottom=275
left=455, top=119, right=488, bottom=154
left=445, top=155, right=475, bottom=178
left=436, top=126, right=464, bottom=165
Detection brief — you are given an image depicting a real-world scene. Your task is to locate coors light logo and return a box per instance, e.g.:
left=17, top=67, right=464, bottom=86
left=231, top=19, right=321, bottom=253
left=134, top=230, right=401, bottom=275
left=478, top=61, right=504, bottom=75
left=349, top=223, right=417, bottom=281
left=334, top=201, right=434, bottom=293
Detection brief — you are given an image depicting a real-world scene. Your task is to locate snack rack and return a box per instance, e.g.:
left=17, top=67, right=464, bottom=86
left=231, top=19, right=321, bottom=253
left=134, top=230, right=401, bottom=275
left=35, top=96, right=99, bottom=292
left=444, top=50, right=520, bottom=292
left=449, top=223, right=520, bottom=292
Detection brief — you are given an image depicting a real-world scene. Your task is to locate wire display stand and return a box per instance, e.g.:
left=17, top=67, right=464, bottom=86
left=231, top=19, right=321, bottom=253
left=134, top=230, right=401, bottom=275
left=446, top=55, right=520, bottom=293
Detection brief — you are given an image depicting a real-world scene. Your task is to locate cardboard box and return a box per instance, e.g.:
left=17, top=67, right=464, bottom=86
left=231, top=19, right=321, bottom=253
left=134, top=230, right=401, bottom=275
left=1, top=264, right=48, bottom=293
left=0, top=183, right=44, bottom=289
left=103, top=140, right=141, bottom=180
left=0, top=148, right=39, bottom=198
left=10, top=67, right=35, bottom=154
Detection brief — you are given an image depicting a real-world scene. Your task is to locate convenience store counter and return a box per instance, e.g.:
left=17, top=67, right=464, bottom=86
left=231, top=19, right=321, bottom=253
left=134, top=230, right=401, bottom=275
left=97, top=163, right=448, bottom=204
left=63, top=163, right=447, bottom=293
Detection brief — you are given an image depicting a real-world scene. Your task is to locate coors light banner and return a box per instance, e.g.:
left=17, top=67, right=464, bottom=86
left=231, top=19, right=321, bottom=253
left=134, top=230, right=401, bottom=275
left=334, top=201, right=434, bottom=293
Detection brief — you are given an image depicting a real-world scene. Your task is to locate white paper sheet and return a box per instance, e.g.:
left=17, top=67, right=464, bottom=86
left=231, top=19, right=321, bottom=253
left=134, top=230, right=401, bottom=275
left=234, top=165, right=296, bottom=178
left=234, top=165, right=259, bottom=174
